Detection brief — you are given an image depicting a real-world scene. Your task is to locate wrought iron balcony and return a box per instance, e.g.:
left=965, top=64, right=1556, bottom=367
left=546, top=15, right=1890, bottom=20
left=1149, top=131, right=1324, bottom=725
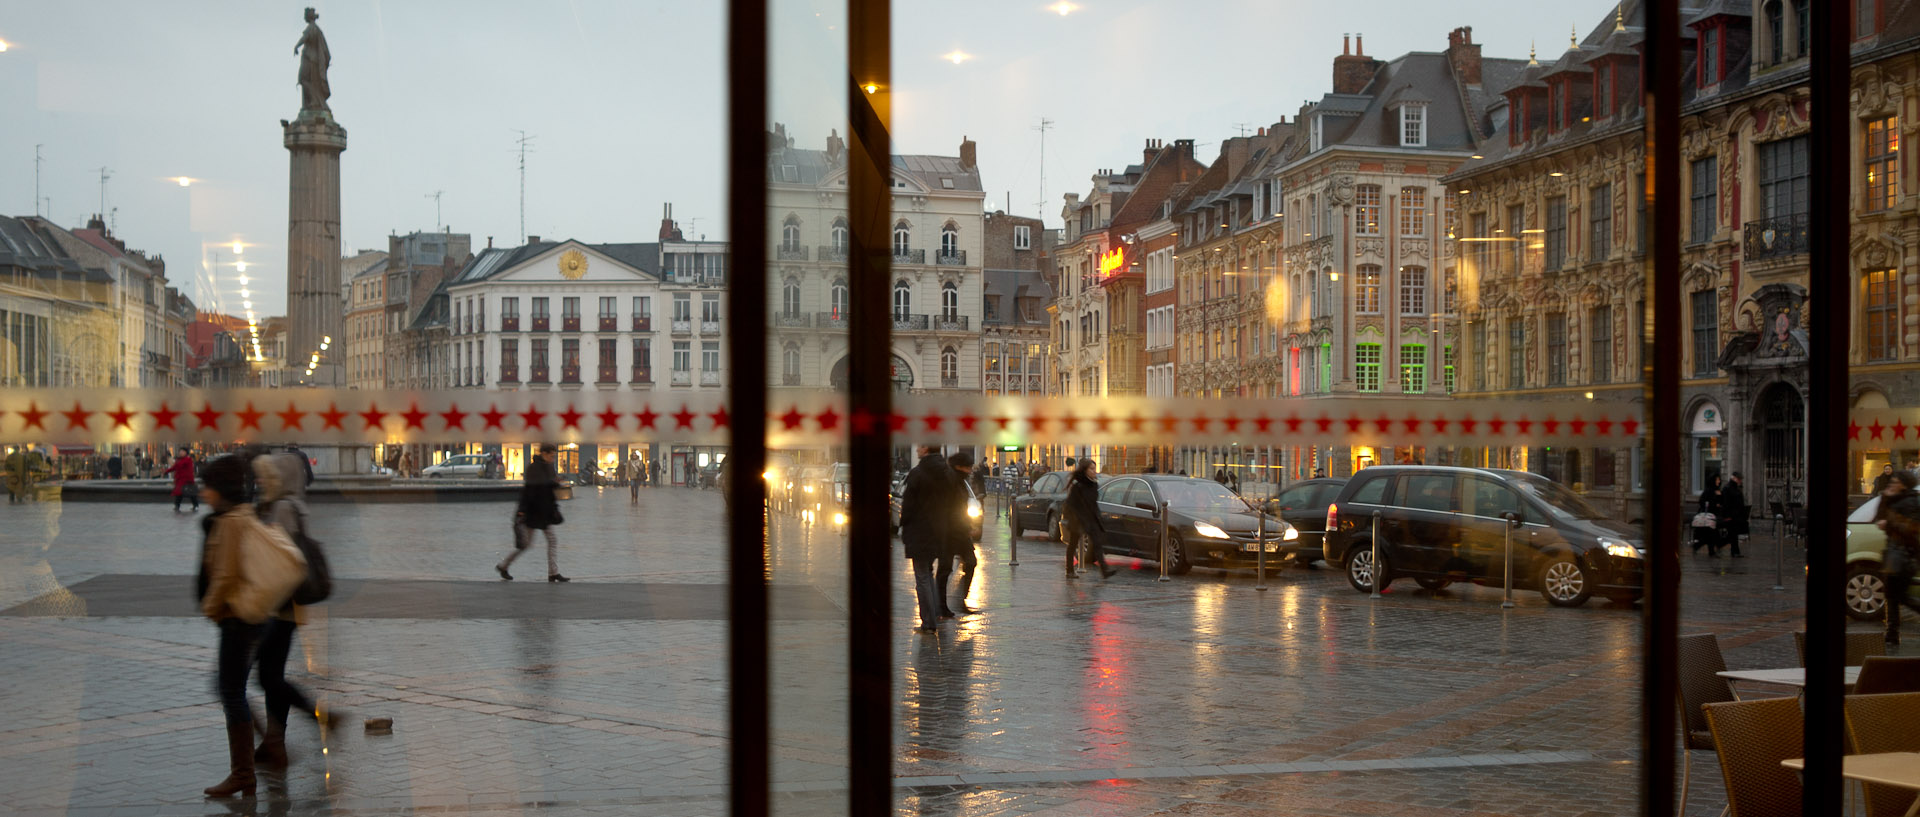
left=941, top=376, right=960, bottom=389
left=632, top=315, right=651, bottom=332
left=532, top=316, right=550, bottom=332
left=599, top=316, right=617, bottom=332
left=597, top=365, right=618, bottom=384
left=818, top=245, right=848, bottom=263
left=774, top=311, right=811, bottom=328
left=777, top=245, right=809, bottom=261
left=530, top=366, right=550, bottom=384
left=500, top=366, right=519, bottom=383
left=700, top=370, right=721, bottom=387
left=671, top=320, right=692, bottom=336
left=816, top=311, right=848, bottom=329
left=700, top=321, right=722, bottom=336
left=1744, top=213, right=1809, bottom=260
left=934, top=315, right=970, bottom=331
left=782, top=372, right=802, bottom=386
left=631, top=366, right=652, bottom=384
left=671, top=369, right=692, bottom=386
left=893, top=248, right=925, bottom=265
left=562, top=316, right=581, bottom=332
left=561, top=366, right=581, bottom=384
left=936, top=249, right=967, bottom=266
left=892, top=313, right=930, bottom=331
left=501, top=316, right=520, bottom=332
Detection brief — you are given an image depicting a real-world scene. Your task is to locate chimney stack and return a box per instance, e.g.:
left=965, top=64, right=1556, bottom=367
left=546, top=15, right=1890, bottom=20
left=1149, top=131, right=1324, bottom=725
left=527, top=235, right=542, bottom=244
left=1333, top=32, right=1383, bottom=94
left=1343, top=34, right=1350, bottom=56
left=959, top=135, right=977, bottom=170
left=1447, top=26, right=1483, bottom=86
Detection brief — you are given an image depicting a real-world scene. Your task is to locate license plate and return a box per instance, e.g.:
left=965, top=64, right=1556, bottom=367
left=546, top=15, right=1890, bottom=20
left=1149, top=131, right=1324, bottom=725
left=1241, top=542, right=1281, bottom=553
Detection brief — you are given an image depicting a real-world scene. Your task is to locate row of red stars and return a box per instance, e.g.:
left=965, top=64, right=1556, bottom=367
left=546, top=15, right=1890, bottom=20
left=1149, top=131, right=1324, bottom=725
left=5, top=400, right=1644, bottom=438
left=1850, top=418, right=1920, bottom=441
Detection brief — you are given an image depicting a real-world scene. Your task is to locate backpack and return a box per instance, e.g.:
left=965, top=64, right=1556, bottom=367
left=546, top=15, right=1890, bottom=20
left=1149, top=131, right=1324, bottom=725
left=280, top=500, right=333, bottom=605
left=227, top=508, right=309, bottom=624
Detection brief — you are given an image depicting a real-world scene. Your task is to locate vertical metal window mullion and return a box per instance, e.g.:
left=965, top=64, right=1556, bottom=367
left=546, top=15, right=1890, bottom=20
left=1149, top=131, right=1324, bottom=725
left=1643, top=0, right=1683, bottom=814
left=725, top=0, right=770, bottom=814
left=848, top=0, right=894, bottom=813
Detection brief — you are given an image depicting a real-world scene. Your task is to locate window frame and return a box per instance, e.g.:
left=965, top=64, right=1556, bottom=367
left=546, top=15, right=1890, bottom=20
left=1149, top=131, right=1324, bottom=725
left=1589, top=305, right=1613, bottom=384
left=1690, top=157, right=1718, bottom=244
left=1399, top=266, right=1427, bottom=316
left=1589, top=183, right=1612, bottom=261
left=1355, top=342, right=1382, bottom=393
left=1401, top=342, right=1427, bottom=394
left=1354, top=185, right=1382, bottom=236
left=1865, top=115, right=1900, bottom=213
left=1356, top=265, right=1382, bottom=314
left=1399, top=186, right=1427, bottom=237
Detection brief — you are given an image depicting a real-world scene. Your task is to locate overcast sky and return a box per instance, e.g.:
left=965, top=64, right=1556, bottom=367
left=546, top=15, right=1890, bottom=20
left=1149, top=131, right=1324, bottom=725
left=1, top=0, right=1572, bottom=316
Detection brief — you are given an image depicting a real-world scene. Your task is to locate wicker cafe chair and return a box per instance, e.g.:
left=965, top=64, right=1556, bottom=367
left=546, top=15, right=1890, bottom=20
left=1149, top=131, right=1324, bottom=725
left=1844, top=692, right=1920, bottom=817
left=1680, top=633, right=1738, bottom=813
left=1794, top=631, right=1889, bottom=668
left=1704, top=696, right=1805, bottom=817
left=1852, top=656, right=1920, bottom=695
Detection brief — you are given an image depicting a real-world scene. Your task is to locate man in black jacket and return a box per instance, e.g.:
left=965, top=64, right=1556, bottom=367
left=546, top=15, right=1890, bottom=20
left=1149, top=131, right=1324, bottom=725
left=899, top=446, right=953, bottom=633
left=937, top=451, right=981, bottom=617
left=497, top=444, right=569, bottom=582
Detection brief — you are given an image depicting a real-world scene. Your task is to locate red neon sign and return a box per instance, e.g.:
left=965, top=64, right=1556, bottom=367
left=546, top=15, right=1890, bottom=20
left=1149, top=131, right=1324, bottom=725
left=1098, top=248, right=1125, bottom=278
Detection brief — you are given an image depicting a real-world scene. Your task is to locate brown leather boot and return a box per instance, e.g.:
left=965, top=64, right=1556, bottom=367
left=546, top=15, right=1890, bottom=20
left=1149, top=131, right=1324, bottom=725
left=204, top=722, right=257, bottom=798
left=254, top=724, right=288, bottom=768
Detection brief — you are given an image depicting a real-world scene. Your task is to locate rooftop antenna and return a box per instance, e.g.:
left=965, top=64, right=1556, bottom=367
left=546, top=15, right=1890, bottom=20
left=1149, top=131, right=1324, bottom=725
left=687, top=216, right=703, bottom=237
left=512, top=130, right=537, bottom=243
left=33, top=145, right=43, bottom=217
left=425, top=190, right=445, bottom=231
left=1034, top=117, right=1054, bottom=221
left=97, top=166, right=112, bottom=223
left=1233, top=123, right=1254, bottom=138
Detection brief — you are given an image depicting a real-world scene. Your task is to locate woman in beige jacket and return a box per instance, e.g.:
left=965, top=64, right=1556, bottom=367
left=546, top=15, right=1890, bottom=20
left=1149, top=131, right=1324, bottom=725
left=195, top=454, right=265, bottom=798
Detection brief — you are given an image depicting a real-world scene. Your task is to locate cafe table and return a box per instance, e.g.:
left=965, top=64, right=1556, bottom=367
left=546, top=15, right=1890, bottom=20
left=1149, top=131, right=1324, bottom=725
left=1782, top=753, right=1920, bottom=817
left=1716, top=666, right=1862, bottom=698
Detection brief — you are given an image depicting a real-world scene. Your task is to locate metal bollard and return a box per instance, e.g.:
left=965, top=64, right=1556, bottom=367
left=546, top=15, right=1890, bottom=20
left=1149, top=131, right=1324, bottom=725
left=1009, top=501, right=1021, bottom=567
left=1158, top=501, right=1172, bottom=582
left=1501, top=512, right=1517, bottom=609
left=1369, top=510, right=1382, bottom=599
left=1255, top=507, right=1268, bottom=591
left=1772, top=514, right=1785, bottom=592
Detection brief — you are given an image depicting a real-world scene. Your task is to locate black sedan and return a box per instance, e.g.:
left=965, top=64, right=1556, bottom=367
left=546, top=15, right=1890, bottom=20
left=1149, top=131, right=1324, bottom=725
left=1075, top=475, right=1296, bottom=575
left=1261, top=478, right=1347, bottom=566
left=1009, top=470, right=1100, bottom=541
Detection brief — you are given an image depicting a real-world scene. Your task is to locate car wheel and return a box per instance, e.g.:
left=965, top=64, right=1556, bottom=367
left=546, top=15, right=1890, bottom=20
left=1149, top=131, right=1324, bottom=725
left=1166, top=536, right=1192, bottom=576
left=1046, top=511, right=1061, bottom=542
left=1414, top=576, right=1452, bottom=591
left=1539, top=555, right=1593, bottom=607
left=1845, top=561, right=1887, bottom=622
left=1345, top=543, right=1386, bottom=593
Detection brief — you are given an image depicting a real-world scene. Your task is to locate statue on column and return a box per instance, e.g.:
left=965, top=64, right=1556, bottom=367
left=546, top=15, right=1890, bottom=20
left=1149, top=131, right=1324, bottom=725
left=295, top=7, right=331, bottom=112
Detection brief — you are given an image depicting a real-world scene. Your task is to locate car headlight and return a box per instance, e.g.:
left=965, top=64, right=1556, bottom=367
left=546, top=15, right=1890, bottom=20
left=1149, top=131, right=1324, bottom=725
left=968, top=501, right=982, bottom=518
left=1282, top=526, right=1299, bottom=541
left=1600, top=538, right=1641, bottom=559
left=832, top=511, right=847, bottom=526
left=1193, top=521, right=1230, bottom=539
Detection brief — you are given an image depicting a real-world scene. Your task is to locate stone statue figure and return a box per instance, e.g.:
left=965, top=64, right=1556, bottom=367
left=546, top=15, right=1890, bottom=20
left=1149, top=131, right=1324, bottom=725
left=295, top=7, right=331, bottom=112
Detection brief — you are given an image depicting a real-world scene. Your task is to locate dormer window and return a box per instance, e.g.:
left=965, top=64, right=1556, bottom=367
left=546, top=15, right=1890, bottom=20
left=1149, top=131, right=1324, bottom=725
left=1401, top=104, right=1427, bottom=147
left=1595, top=64, right=1613, bottom=117
left=1699, top=25, right=1720, bottom=86
left=1311, top=114, right=1324, bottom=152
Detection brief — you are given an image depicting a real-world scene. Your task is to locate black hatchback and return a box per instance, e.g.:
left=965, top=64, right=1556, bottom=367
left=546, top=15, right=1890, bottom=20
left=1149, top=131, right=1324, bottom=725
left=1322, top=466, right=1644, bottom=607
left=1075, top=475, right=1295, bottom=575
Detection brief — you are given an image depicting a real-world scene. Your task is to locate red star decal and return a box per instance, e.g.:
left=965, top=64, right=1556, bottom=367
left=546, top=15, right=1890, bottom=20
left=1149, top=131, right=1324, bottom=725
left=319, top=403, right=347, bottom=431
left=709, top=407, right=731, bottom=429
left=1895, top=419, right=1910, bottom=440
left=1568, top=417, right=1588, bottom=435
left=814, top=406, right=838, bottom=431
left=439, top=403, right=469, bottom=430
left=107, top=402, right=137, bottom=431
left=671, top=405, right=697, bottom=430
left=1871, top=419, right=1887, bottom=440
left=1621, top=419, right=1640, bottom=437
left=276, top=402, right=307, bottom=431
left=480, top=404, right=507, bottom=430
left=1126, top=413, right=1146, bottom=433
left=1401, top=415, right=1422, bottom=434
left=1190, top=414, right=1211, bottom=432
left=887, top=413, right=907, bottom=433
left=1093, top=414, right=1113, bottom=432
left=1222, top=414, right=1243, bottom=432
left=1849, top=420, right=1864, bottom=441
left=519, top=406, right=547, bottom=429
left=993, top=415, right=1013, bottom=430
left=60, top=401, right=93, bottom=431
left=635, top=405, right=658, bottom=429
left=1159, top=414, right=1180, bottom=433
left=1028, top=414, right=1048, bottom=432
left=1488, top=416, right=1507, bottom=434
left=1372, top=415, right=1393, bottom=434
left=1059, top=413, right=1080, bottom=432
left=850, top=407, right=876, bottom=435
left=1344, top=415, right=1364, bottom=433
left=957, top=413, right=979, bottom=432
left=922, top=412, right=945, bottom=431
left=780, top=407, right=806, bottom=430
left=1432, top=416, right=1451, bottom=433
left=16, top=401, right=48, bottom=431
left=1595, top=418, right=1613, bottom=436
left=1254, top=415, right=1274, bottom=433
left=193, top=404, right=224, bottom=431
left=596, top=407, right=624, bottom=430
left=1284, top=415, right=1304, bottom=433
left=234, top=403, right=264, bottom=432
left=149, top=402, right=180, bottom=431
left=1543, top=417, right=1561, bottom=435
left=1459, top=416, right=1479, bottom=433
left=400, top=403, right=429, bottom=430
left=558, top=405, right=584, bottom=429
left=359, top=403, right=389, bottom=430
left=1314, top=415, right=1334, bottom=433
left=1515, top=418, right=1534, bottom=434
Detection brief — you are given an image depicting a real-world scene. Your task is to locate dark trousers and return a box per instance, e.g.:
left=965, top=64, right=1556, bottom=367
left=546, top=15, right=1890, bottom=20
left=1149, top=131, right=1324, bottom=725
left=255, top=618, right=314, bottom=728
left=1064, top=515, right=1110, bottom=572
left=936, top=547, right=978, bottom=614
left=910, top=556, right=940, bottom=629
left=215, top=619, right=263, bottom=727
left=1888, top=568, right=1920, bottom=644
left=175, top=491, right=200, bottom=512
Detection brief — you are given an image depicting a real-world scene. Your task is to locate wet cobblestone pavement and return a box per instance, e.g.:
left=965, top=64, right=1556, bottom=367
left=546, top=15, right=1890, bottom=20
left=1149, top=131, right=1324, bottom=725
left=0, top=485, right=1850, bottom=815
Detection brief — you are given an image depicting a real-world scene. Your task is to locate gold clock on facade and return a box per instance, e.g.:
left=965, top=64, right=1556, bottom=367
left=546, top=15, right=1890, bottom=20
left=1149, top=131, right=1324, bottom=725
left=559, top=249, right=588, bottom=279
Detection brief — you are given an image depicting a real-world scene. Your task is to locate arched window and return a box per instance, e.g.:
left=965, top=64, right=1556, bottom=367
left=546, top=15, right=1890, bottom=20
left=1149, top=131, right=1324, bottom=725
left=782, top=277, right=801, bottom=316
left=830, top=278, right=848, bottom=319
left=941, top=281, right=959, bottom=320
left=941, top=346, right=959, bottom=386
left=781, top=215, right=801, bottom=251
left=782, top=344, right=801, bottom=383
left=940, top=223, right=959, bottom=257
left=830, top=218, right=849, bottom=252
left=893, top=220, right=912, bottom=255
left=893, top=279, right=911, bottom=320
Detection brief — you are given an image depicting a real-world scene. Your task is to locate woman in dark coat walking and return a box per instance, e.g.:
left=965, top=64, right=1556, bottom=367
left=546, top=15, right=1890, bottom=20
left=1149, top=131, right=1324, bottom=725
left=1063, top=459, right=1117, bottom=579
left=1721, top=472, right=1749, bottom=557
left=496, top=444, right=568, bottom=582
left=1694, top=474, right=1725, bottom=556
left=898, top=446, right=955, bottom=632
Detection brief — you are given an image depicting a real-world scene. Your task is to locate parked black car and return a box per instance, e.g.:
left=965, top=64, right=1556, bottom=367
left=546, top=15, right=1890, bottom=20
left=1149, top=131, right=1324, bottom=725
left=1262, top=478, right=1347, bottom=567
left=1322, top=466, right=1644, bottom=607
left=1069, top=474, right=1295, bottom=575
left=1010, top=470, right=1100, bottom=541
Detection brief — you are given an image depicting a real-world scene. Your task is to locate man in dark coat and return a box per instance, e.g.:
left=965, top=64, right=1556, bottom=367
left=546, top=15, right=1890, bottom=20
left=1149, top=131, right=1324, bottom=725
left=497, top=444, right=568, bottom=582
left=1722, top=472, right=1750, bottom=557
left=937, top=451, right=981, bottom=618
left=899, top=446, right=954, bottom=633
left=1875, top=470, right=1920, bottom=648
left=1063, top=459, right=1117, bottom=579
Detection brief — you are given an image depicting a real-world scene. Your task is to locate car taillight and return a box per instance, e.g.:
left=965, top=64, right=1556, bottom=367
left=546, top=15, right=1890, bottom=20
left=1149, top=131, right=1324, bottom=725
left=1325, top=503, right=1338, bottom=532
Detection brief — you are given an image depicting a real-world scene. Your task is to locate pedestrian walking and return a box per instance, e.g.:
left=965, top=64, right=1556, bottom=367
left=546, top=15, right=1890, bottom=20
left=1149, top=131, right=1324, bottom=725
left=1874, top=471, right=1920, bottom=650
left=629, top=453, right=644, bottom=498
left=166, top=450, right=200, bottom=512
left=397, top=450, right=415, bottom=479
left=1693, top=474, right=1724, bottom=556
left=496, top=443, right=568, bottom=582
left=937, top=451, right=981, bottom=617
left=194, top=454, right=273, bottom=798
left=249, top=453, right=338, bottom=767
left=1874, top=463, right=1896, bottom=495
left=1214, top=468, right=1230, bottom=486
left=899, top=445, right=954, bottom=633
left=107, top=453, right=123, bottom=480
left=1722, top=472, right=1749, bottom=557
left=1063, top=459, right=1117, bottom=579
left=284, top=444, right=315, bottom=487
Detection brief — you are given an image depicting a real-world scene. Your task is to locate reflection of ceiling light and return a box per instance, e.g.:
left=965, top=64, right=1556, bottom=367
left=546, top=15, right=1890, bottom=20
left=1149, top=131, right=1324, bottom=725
left=1049, top=1, right=1077, bottom=15
left=942, top=49, right=972, bottom=65
left=232, top=241, right=243, bottom=254
left=174, top=176, right=194, bottom=187
left=235, top=261, right=248, bottom=272
left=1549, top=171, right=1565, bottom=177
left=862, top=82, right=878, bottom=94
